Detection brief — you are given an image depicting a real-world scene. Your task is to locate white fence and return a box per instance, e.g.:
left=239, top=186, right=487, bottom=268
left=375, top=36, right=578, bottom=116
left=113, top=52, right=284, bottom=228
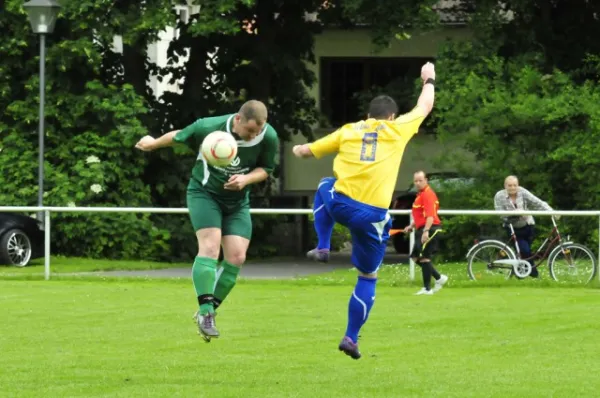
left=1, top=206, right=599, bottom=281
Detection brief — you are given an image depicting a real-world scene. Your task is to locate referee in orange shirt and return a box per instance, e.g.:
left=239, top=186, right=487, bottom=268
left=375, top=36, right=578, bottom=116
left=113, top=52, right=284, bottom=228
left=404, top=171, right=448, bottom=295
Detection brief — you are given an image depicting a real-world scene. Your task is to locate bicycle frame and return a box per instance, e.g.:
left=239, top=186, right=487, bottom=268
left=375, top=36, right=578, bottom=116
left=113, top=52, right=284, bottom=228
left=507, top=217, right=569, bottom=268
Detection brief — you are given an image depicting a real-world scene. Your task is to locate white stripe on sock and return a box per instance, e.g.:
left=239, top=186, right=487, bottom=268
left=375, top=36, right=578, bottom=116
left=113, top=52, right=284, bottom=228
left=213, top=265, right=224, bottom=291
left=313, top=204, right=325, bottom=214
left=352, top=291, right=368, bottom=321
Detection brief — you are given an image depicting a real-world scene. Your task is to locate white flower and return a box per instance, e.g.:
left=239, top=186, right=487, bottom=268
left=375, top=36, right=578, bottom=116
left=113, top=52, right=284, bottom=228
left=67, top=201, right=76, bottom=207
left=86, top=155, right=101, bottom=164
left=90, top=184, right=103, bottom=194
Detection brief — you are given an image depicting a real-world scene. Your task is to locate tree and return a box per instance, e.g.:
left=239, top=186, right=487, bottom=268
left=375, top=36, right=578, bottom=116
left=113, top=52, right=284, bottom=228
left=145, top=0, right=442, bottom=258
left=0, top=0, right=443, bottom=260
left=0, top=0, right=176, bottom=259
left=429, top=1, right=600, bottom=259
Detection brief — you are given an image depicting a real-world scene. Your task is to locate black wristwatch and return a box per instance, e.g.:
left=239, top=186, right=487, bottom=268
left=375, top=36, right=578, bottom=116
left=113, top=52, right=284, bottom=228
left=424, top=78, right=435, bottom=86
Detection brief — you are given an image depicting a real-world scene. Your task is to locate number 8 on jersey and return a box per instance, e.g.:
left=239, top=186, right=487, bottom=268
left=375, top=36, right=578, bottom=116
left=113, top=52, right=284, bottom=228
left=360, top=132, right=378, bottom=162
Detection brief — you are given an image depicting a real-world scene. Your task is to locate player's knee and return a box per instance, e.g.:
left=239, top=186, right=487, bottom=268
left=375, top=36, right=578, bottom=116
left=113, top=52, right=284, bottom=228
left=197, top=243, right=220, bottom=259
left=225, top=252, right=246, bottom=266
left=196, top=230, right=221, bottom=259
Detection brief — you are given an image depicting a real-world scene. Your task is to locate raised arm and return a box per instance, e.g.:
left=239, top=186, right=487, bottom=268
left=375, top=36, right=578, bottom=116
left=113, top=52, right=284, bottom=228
left=135, top=131, right=178, bottom=151
left=293, top=129, right=342, bottom=159
left=416, top=62, right=435, bottom=117
left=135, top=118, right=208, bottom=152
left=392, top=62, right=435, bottom=135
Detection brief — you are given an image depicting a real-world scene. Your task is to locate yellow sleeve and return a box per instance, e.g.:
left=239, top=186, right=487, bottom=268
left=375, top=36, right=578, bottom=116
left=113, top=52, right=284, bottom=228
left=393, top=107, right=426, bottom=137
left=308, top=129, right=343, bottom=159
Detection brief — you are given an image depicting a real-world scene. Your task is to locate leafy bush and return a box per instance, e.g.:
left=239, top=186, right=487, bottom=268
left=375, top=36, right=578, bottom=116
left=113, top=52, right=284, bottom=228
left=433, top=41, right=600, bottom=257
left=307, top=208, right=351, bottom=251
left=0, top=81, right=170, bottom=260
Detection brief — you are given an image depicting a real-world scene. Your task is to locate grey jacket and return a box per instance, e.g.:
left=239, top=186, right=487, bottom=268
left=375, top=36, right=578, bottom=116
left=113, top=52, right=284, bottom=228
left=494, top=187, right=552, bottom=228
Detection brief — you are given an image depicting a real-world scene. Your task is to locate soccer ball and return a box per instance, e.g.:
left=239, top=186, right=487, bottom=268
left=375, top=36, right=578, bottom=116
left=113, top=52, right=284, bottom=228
left=201, top=131, right=238, bottom=167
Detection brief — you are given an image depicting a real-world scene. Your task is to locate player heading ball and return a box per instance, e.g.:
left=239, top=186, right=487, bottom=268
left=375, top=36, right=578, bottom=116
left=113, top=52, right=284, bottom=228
left=135, top=100, right=279, bottom=342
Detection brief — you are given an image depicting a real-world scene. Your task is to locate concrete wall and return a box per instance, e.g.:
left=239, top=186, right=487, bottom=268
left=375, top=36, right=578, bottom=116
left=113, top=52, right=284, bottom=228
left=282, top=129, right=470, bottom=194
left=307, top=26, right=472, bottom=110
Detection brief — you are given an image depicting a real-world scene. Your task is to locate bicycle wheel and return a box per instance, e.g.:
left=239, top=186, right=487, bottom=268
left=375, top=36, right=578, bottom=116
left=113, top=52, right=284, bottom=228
left=548, top=243, right=597, bottom=284
left=467, top=240, right=517, bottom=281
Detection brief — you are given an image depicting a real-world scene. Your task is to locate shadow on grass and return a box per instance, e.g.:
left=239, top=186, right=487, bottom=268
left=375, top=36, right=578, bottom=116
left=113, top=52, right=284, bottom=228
left=1, top=261, right=598, bottom=290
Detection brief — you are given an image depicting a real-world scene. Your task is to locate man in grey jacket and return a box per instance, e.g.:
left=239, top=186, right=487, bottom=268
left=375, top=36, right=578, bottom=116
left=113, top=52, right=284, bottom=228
left=494, top=175, right=554, bottom=278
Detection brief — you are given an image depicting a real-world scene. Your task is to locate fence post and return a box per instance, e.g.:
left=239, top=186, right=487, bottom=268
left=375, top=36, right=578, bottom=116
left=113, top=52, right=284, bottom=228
left=44, top=210, right=51, bottom=281
left=409, top=213, right=415, bottom=280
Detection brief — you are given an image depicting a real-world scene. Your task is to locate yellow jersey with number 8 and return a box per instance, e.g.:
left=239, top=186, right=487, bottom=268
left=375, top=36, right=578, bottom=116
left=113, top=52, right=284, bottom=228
left=308, top=107, right=425, bottom=209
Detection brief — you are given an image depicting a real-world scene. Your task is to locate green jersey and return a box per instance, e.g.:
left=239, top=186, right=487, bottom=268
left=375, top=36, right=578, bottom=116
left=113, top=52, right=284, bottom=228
left=173, top=114, right=279, bottom=204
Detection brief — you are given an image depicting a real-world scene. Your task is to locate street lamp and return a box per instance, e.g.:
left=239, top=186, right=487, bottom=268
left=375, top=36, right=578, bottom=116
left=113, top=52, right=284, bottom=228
left=23, top=0, right=61, bottom=220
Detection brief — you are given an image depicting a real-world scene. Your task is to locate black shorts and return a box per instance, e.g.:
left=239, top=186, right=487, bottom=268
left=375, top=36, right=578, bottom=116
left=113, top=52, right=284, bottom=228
left=410, top=226, right=442, bottom=259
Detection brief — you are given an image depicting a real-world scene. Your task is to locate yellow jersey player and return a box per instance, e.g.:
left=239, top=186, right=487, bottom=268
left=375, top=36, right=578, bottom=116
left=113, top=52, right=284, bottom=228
left=293, top=62, right=436, bottom=359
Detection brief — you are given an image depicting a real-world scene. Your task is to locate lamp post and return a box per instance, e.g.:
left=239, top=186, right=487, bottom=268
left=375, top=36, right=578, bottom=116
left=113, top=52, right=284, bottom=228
left=23, top=0, right=61, bottom=221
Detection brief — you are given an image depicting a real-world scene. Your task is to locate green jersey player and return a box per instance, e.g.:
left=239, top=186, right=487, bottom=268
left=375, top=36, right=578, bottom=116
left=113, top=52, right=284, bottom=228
left=135, top=100, right=279, bottom=341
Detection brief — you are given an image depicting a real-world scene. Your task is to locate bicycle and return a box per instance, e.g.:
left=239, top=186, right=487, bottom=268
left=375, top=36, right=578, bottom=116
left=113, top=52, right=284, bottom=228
left=466, top=217, right=597, bottom=283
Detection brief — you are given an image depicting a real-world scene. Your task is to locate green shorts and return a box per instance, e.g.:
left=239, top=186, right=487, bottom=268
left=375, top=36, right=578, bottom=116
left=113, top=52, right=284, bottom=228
left=186, top=186, right=252, bottom=239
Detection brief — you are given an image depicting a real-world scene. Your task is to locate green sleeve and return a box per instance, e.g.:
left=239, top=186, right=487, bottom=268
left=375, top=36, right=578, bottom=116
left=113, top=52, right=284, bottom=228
left=173, top=118, right=210, bottom=150
left=258, top=128, right=279, bottom=175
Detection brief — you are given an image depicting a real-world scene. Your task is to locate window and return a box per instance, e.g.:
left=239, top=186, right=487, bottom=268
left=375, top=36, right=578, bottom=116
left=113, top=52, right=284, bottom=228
left=319, top=57, right=433, bottom=127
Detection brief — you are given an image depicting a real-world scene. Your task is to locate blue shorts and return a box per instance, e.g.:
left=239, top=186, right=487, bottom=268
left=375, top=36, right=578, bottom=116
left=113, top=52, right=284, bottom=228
left=316, top=177, right=391, bottom=274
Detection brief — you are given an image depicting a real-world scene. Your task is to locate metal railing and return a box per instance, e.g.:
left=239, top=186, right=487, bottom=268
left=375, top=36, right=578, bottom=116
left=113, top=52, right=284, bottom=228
left=0, top=206, right=598, bottom=281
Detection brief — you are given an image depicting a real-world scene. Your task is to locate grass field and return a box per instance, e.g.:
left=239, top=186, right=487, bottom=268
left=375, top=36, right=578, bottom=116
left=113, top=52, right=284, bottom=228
left=2, top=261, right=600, bottom=397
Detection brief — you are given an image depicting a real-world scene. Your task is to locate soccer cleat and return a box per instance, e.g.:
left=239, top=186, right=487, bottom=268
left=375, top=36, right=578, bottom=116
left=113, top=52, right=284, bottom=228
left=338, top=336, right=361, bottom=360
left=432, top=274, right=449, bottom=293
left=415, top=288, right=434, bottom=296
left=193, top=311, right=220, bottom=342
left=306, top=248, right=330, bottom=263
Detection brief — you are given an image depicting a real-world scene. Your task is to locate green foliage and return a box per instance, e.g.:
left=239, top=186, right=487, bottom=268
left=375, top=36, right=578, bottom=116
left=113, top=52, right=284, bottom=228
left=433, top=40, right=600, bottom=258
left=319, top=0, right=439, bottom=50
left=0, top=1, right=170, bottom=260
left=0, top=0, right=444, bottom=261
left=307, top=210, right=351, bottom=252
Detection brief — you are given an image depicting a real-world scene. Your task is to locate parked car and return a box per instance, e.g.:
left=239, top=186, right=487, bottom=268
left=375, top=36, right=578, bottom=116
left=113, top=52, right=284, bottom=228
left=0, top=213, right=44, bottom=267
left=390, top=172, right=475, bottom=254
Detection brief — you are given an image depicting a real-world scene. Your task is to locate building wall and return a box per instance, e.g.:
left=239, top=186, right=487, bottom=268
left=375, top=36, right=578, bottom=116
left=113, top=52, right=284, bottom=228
left=282, top=26, right=474, bottom=193
left=307, top=26, right=472, bottom=110
left=282, top=129, right=472, bottom=194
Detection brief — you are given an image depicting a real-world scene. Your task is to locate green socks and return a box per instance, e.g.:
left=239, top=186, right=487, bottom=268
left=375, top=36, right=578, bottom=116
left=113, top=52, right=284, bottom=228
left=213, top=261, right=241, bottom=309
left=192, top=257, right=241, bottom=314
left=192, top=256, right=217, bottom=315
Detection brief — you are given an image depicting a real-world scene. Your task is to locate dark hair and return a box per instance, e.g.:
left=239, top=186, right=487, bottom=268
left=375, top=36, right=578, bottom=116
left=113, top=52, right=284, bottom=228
left=414, top=170, right=428, bottom=179
left=368, top=95, right=398, bottom=119
left=239, top=100, right=268, bottom=124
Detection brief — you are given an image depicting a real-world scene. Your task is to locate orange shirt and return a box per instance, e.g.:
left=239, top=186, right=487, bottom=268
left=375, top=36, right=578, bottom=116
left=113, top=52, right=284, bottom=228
left=412, top=185, right=441, bottom=229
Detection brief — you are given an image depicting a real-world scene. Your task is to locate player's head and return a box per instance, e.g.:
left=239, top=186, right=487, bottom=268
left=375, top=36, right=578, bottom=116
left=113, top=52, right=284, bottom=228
left=413, top=171, right=428, bottom=191
left=367, top=95, right=398, bottom=120
left=504, top=175, right=519, bottom=195
left=234, top=100, right=268, bottom=141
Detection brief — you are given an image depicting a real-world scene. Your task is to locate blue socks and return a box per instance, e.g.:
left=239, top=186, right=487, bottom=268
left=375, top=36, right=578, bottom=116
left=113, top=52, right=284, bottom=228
left=313, top=191, right=334, bottom=250
left=345, top=276, right=377, bottom=343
